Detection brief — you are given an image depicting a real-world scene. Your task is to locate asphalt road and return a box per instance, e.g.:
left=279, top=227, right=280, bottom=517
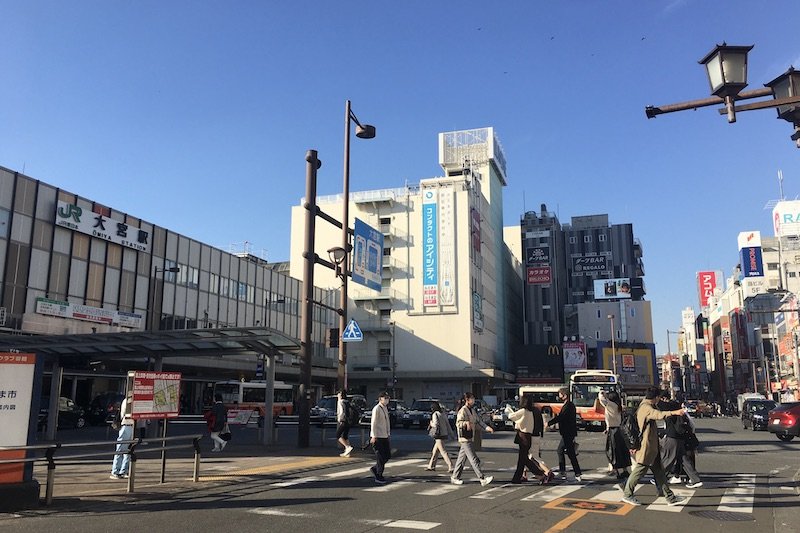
left=2, top=416, right=798, bottom=532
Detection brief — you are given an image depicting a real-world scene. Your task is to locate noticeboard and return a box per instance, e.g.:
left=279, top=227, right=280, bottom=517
left=130, top=371, right=182, bottom=419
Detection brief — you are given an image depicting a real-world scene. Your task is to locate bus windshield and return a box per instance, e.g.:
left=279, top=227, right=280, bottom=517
left=215, top=383, right=241, bottom=404
left=571, top=383, right=618, bottom=408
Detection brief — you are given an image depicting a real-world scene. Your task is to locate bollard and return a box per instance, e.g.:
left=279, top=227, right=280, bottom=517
left=45, top=445, right=58, bottom=506
left=192, top=437, right=201, bottom=482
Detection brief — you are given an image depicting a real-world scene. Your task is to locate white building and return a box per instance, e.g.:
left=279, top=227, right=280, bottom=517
left=290, top=128, right=523, bottom=406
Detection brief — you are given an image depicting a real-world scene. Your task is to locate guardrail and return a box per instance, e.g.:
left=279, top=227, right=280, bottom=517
left=0, top=433, right=203, bottom=506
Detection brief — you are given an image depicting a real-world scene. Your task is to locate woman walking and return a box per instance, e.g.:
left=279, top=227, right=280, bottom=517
left=598, top=390, right=631, bottom=480
left=426, top=401, right=454, bottom=472
left=508, top=395, right=552, bottom=484
left=451, top=392, right=495, bottom=486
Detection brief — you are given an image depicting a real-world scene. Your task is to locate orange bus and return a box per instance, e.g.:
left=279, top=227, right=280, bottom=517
left=518, top=384, right=566, bottom=422
left=569, top=369, right=623, bottom=431
left=212, top=380, right=294, bottom=423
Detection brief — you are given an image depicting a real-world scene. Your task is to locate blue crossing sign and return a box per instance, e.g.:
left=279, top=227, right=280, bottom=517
left=342, top=319, right=363, bottom=342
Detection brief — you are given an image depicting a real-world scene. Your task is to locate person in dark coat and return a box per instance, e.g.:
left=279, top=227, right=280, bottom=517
left=657, top=392, right=703, bottom=488
left=546, top=387, right=582, bottom=482
left=209, top=393, right=228, bottom=452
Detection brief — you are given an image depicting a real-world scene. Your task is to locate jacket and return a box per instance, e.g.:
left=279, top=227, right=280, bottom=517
left=508, top=407, right=544, bottom=436
left=634, top=398, right=674, bottom=466
left=548, top=400, right=577, bottom=437
left=598, top=393, right=622, bottom=428
left=456, top=404, right=488, bottom=443
left=370, top=403, right=391, bottom=439
left=337, top=398, right=349, bottom=424
left=211, top=401, right=227, bottom=433
left=429, top=410, right=453, bottom=439
left=119, top=398, right=135, bottom=427
left=657, top=399, right=688, bottom=439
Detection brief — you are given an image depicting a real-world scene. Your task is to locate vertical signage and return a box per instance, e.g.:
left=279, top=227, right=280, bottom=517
left=352, top=218, right=384, bottom=292
left=438, top=186, right=456, bottom=306
left=0, top=353, right=36, bottom=483
left=422, top=186, right=439, bottom=306
left=697, top=270, right=722, bottom=307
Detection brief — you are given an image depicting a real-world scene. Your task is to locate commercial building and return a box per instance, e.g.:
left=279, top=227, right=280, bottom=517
left=0, top=165, right=339, bottom=410
left=290, top=128, right=523, bottom=408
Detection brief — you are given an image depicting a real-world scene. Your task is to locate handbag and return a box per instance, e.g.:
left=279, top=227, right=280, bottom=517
left=460, top=425, right=474, bottom=440
left=220, top=423, right=232, bottom=442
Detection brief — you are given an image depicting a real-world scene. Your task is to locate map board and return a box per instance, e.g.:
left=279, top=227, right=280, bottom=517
left=130, top=371, right=181, bottom=419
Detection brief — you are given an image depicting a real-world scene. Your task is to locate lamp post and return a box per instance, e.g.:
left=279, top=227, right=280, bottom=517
left=338, top=100, right=376, bottom=391
left=607, top=314, right=617, bottom=376
left=389, top=321, right=397, bottom=397
left=645, top=43, right=800, bottom=147
left=150, top=265, right=180, bottom=331
left=666, top=329, right=685, bottom=396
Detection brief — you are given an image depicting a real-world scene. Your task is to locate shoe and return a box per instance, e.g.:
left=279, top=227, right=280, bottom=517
left=109, top=474, right=123, bottom=480
left=560, top=472, right=567, bottom=480
left=450, top=477, right=463, bottom=485
left=649, top=479, right=657, bottom=486
left=343, top=445, right=353, bottom=457
left=667, top=496, right=686, bottom=507
left=220, top=441, right=227, bottom=451
left=339, top=452, right=348, bottom=457
left=686, top=481, right=703, bottom=489
left=370, top=466, right=378, bottom=481
left=211, top=448, right=220, bottom=452
left=575, top=475, right=582, bottom=483
left=480, top=476, right=493, bottom=486
left=375, top=477, right=387, bottom=485
left=447, top=468, right=453, bottom=473
left=621, top=495, right=642, bottom=506
left=668, top=476, right=682, bottom=485
left=544, top=471, right=554, bottom=485
left=425, top=467, right=435, bottom=471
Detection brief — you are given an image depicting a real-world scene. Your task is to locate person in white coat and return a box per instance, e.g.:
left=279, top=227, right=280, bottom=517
left=369, top=391, right=392, bottom=484
left=451, top=392, right=494, bottom=486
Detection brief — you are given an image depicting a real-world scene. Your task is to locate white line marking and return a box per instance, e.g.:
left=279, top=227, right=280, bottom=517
left=593, top=483, right=641, bottom=502
left=249, top=508, right=314, bottom=517
left=416, top=484, right=463, bottom=496
left=324, top=459, right=425, bottom=479
left=385, top=520, right=440, bottom=530
left=646, top=488, right=694, bottom=512
left=364, top=480, right=416, bottom=492
left=470, top=485, right=523, bottom=499
left=718, top=474, right=756, bottom=514
left=270, top=476, right=319, bottom=487
left=520, top=472, right=603, bottom=502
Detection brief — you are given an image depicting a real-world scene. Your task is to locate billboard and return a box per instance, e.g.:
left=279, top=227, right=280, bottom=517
left=572, top=255, right=607, bottom=274
left=737, top=230, right=764, bottom=279
left=422, top=186, right=438, bottom=306
left=563, top=341, right=587, bottom=372
left=773, top=200, right=800, bottom=237
left=527, top=266, right=551, bottom=284
left=130, top=371, right=182, bottom=419
left=593, top=278, right=631, bottom=300
left=526, top=246, right=550, bottom=265
left=697, top=271, right=723, bottom=307
left=352, top=218, right=384, bottom=292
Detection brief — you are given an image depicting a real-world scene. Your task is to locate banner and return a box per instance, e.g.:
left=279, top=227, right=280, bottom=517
left=422, top=186, right=439, bottom=306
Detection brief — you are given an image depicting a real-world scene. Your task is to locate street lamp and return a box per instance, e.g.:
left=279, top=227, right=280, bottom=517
left=607, top=314, right=617, bottom=376
left=338, top=99, right=376, bottom=391
left=645, top=43, right=800, bottom=147
left=150, top=265, right=180, bottom=331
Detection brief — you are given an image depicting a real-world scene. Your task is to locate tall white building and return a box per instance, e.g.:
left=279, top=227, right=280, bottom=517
left=290, top=128, right=523, bottom=406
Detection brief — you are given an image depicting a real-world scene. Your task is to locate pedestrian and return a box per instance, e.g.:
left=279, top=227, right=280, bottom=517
left=369, top=391, right=392, bottom=484
left=598, top=390, right=631, bottom=480
left=451, top=392, right=494, bottom=486
left=657, top=392, right=703, bottom=489
left=621, top=386, right=688, bottom=507
left=336, top=390, right=354, bottom=458
left=110, top=390, right=135, bottom=479
left=546, top=387, right=582, bottom=482
left=508, top=394, right=550, bottom=484
left=208, top=393, right=228, bottom=452
left=426, top=401, right=454, bottom=472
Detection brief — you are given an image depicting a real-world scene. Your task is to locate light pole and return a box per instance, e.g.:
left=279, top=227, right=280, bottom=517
left=607, top=314, right=617, bottom=376
left=666, top=329, right=686, bottom=396
left=389, top=321, right=397, bottom=397
left=338, top=99, right=376, bottom=391
left=150, top=265, right=180, bottom=331
left=646, top=43, right=800, bottom=147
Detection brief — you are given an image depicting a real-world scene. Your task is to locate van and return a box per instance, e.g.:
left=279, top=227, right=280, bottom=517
left=737, top=393, right=766, bottom=414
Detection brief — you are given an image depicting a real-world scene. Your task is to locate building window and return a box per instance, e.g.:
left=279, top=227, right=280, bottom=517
left=584, top=235, right=592, bottom=243
left=596, top=309, right=601, bottom=318
left=209, top=273, right=219, bottom=294
left=790, top=272, right=797, bottom=278
left=767, top=263, right=779, bottom=270
left=630, top=308, right=636, bottom=317
left=595, top=331, right=600, bottom=339
left=383, top=247, right=391, bottom=256
left=599, top=234, right=606, bottom=242
left=569, top=236, right=576, bottom=244
left=380, top=309, right=391, bottom=318
left=164, top=260, right=178, bottom=282
left=379, top=217, right=391, bottom=225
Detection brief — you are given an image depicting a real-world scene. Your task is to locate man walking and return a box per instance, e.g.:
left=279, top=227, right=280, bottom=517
left=336, top=390, right=354, bottom=458
left=369, top=391, right=392, bottom=484
left=546, top=387, right=582, bottom=482
left=621, top=386, right=687, bottom=506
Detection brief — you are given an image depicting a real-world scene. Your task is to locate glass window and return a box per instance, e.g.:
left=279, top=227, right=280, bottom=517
left=584, top=235, right=592, bottom=243
left=598, top=234, right=606, bottom=242
left=569, top=236, right=576, bottom=244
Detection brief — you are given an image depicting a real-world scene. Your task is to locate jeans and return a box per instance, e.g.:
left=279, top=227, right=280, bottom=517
left=557, top=435, right=582, bottom=476
left=452, top=441, right=485, bottom=480
left=623, top=455, right=677, bottom=501
left=111, top=424, right=133, bottom=475
left=373, top=438, right=391, bottom=477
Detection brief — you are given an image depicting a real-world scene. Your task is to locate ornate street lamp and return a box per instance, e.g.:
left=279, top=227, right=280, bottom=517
left=698, top=43, right=754, bottom=123
left=765, top=67, right=800, bottom=147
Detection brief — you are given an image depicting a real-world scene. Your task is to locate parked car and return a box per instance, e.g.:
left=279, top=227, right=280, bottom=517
left=87, top=392, right=125, bottom=426
left=310, top=394, right=366, bottom=426
left=491, top=400, right=519, bottom=430
left=402, top=398, right=442, bottom=429
left=741, top=399, right=777, bottom=431
left=38, top=397, right=87, bottom=430
left=359, top=399, right=408, bottom=428
left=768, top=402, right=800, bottom=442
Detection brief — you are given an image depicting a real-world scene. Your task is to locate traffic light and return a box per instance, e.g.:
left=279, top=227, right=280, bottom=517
left=325, top=328, right=339, bottom=348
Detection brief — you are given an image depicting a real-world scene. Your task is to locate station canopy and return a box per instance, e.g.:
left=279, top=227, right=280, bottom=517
left=0, top=326, right=300, bottom=359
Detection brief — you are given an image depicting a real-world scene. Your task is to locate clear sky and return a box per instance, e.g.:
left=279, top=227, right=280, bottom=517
left=2, top=1, right=799, bottom=357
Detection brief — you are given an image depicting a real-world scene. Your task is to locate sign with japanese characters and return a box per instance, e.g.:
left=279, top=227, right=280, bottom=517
left=422, top=186, right=439, bottom=306
left=130, top=371, right=181, bottom=419
left=35, top=297, right=144, bottom=329
left=526, top=246, right=550, bottom=265
left=55, top=201, right=151, bottom=253
left=572, top=255, right=608, bottom=273
left=527, top=266, right=551, bottom=284
left=0, top=353, right=36, bottom=483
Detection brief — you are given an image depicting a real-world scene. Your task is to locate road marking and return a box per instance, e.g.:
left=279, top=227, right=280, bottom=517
left=364, top=480, right=416, bottom=492
left=249, top=508, right=314, bottom=517
left=469, top=485, right=523, bottom=499
left=270, top=476, right=319, bottom=487
left=200, top=456, right=348, bottom=480
left=646, top=488, right=694, bottom=512
left=385, top=520, right=440, bottom=530
left=416, top=484, right=463, bottom=496
left=521, top=472, right=603, bottom=502
left=592, top=483, right=641, bottom=502
left=325, top=459, right=424, bottom=479
left=718, top=474, right=756, bottom=514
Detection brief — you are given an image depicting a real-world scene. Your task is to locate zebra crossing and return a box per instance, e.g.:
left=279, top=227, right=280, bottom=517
left=278, top=459, right=761, bottom=516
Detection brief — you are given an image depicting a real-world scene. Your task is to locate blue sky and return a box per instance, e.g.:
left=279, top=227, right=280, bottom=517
left=2, top=1, right=799, bottom=356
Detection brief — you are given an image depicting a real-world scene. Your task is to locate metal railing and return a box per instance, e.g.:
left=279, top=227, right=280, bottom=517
left=0, top=433, right=203, bottom=505
left=272, top=415, right=368, bottom=447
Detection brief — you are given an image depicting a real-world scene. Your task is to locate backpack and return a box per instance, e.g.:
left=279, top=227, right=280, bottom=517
left=346, top=401, right=360, bottom=426
left=620, top=409, right=642, bottom=450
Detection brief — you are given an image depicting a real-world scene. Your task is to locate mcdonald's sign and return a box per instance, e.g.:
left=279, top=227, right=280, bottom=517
left=548, top=345, right=561, bottom=356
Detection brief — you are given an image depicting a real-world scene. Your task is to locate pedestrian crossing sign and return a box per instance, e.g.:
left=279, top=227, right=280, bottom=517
left=342, top=319, right=363, bottom=342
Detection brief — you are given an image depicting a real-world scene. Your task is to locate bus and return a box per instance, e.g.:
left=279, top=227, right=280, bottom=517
left=569, top=369, right=623, bottom=431
left=212, top=380, right=294, bottom=423
left=518, top=383, right=566, bottom=426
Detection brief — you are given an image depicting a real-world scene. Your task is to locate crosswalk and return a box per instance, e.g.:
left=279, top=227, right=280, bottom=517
left=270, top=459, right=761, bottom=516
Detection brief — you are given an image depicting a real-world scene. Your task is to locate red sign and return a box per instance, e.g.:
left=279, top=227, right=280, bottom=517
left=131, top=371, right=182, bottom=419
left=697, top=271, right=718, bottom=307
left=527, top=266, right=551, bottom=284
